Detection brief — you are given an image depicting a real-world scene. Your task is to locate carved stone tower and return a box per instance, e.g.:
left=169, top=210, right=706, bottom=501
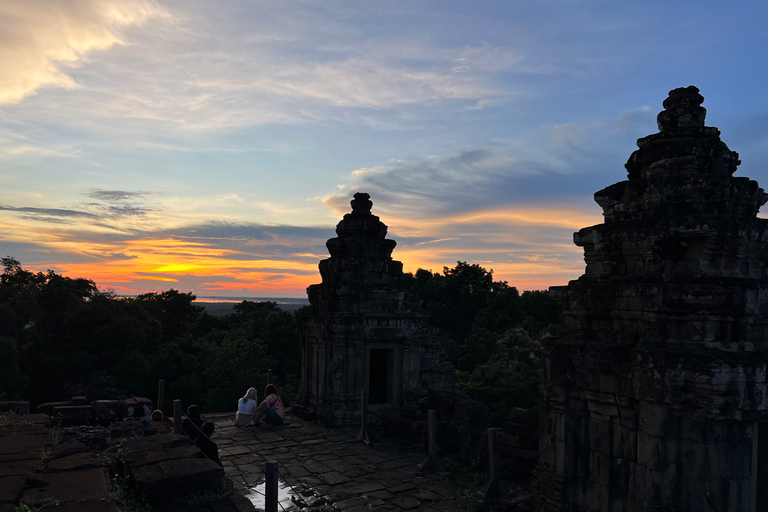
left=297, top=192, right=453, bottom=425
left=534, top=87, right=768, bottom=511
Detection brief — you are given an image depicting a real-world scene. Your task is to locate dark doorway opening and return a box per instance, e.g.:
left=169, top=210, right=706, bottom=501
left=368, top=348, right=393, bottom=405
left=758, top=423, right=768, bottom=510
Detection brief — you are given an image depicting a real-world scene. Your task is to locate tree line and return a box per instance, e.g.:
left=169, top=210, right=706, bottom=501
left=0, top=257, right=561, bottom=424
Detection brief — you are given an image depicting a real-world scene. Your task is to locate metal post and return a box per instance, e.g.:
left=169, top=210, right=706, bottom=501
left=356, top=390, right=371, bottom=445
left=157, top=379, right=165, bottom=414
left=419, top=409, right=443, bottom=474
left=482, top=427, right=511, bottom=505
left=265, top=460, right=278, bottom=512
left=173, top=399, right=182, bottom=435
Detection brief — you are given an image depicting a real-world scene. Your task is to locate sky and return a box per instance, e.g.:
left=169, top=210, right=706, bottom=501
left=0, top=1, right=766, bottom=298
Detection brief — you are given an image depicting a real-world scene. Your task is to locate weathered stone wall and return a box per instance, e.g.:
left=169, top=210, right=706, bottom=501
left=297, top=193, right=453, bottom=425
left=534, top=87, right=768, bottom=512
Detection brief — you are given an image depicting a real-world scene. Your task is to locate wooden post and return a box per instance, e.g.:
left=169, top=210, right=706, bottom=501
left=265, top=460, right=278, bottom=512
left=356, top=390, right=371, bottom=445
left=267, top=369, right=272, bottom=386
left=482, top=427, right=512, bottom=505
left=173, top=399, right=182, bottom=435
left=157, top=379, right=165, bottom=414
left=419, top=409, right=443, bottom=474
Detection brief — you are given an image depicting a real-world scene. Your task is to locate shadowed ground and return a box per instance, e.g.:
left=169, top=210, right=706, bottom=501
left=207, top=411, right=481, bottom=511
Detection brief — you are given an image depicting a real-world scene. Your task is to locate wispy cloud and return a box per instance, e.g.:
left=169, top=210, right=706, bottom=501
left=0, top=205, right=97, bottom=218
left=0, top=0, right=168, bottom=105
left=86, top=189, right=154, bottom=202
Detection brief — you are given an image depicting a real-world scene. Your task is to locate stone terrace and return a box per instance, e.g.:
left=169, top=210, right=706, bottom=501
left=207, top=412, right=480, bottom=512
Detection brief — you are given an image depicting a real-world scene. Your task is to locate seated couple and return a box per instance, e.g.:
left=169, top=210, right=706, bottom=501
left=236, top=384, right=284, bottom=428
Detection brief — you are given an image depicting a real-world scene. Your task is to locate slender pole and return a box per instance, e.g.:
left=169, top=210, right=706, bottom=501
left=356, top=390, right=371, bottom=445
left=488, top=427, right=498, bottom=484
left=428, top=409, right=437, bottom=465
left=173, top=399, right=182, bottom=435
left=267, top=369, right=272, bottom=386
left=482, top=427, right=511, bottom=505
left=419, top=409, right=443, bottom=474
left=157, top=379, right=165, bottom=414
left=265, top=460, right=278, bottom=512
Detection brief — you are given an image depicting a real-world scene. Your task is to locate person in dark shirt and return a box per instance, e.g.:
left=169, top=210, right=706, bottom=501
left=181, top=404, right=204, bottom=438
left=193, top=421, right=221, bottom=466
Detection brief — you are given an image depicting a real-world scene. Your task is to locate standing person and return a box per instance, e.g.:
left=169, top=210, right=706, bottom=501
left=252, top=384, right=284, bottom=427
left=236, top=387, right=258, bottom=428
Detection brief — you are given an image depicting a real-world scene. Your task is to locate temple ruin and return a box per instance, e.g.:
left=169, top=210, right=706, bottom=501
left=296, top=192, right=453, bottom=425
left=534, top=86, right=768, bottom=511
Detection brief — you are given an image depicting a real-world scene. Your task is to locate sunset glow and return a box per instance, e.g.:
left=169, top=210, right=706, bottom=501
left=1, top=1, right=765, bottom=297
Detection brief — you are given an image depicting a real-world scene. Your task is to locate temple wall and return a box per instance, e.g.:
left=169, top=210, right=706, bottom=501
left=297, top=193, right=453, bottom=425
left=534, top=87, right=768, bottom=512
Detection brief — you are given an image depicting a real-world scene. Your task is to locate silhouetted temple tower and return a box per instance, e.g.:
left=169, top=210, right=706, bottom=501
left=296, top=192, right=452, bottom=425
left=535, top=86, right=768, bottom=511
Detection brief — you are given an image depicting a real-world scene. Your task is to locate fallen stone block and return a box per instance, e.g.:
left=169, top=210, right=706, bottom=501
left=0, top=474, right=28, bottom=504
left=120, top=434, right=203, bottom=472
left=110, top=419, right=144, bottom=440
left=52, top=405, right=94, bottom=427
left=47, top=501, right=120, bottom=512
left=0, top=433, right=49, bottom=463
left=49, top=438, right=88, bottom=459
left=7, top=414, right=51, bottom=430
left=47, top=452, right=103, bottom=473
left=93, top=400, right=125, bottom=425
left=130, top=457, right=224, bottom=502
left=18, top=467, right=109, bottom=506
left=0, top=401, right=30, bottom=414
left=35, top=401, right=71, bottom=417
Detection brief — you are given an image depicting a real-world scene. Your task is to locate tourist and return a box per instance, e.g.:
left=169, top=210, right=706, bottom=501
left=235, top=387, right=259, bottom=427
left=150, top=409, right=171, bottom=433
left=193, top=421, right=222, bottom=466
left=181, top=404, right=204, bottom=438
left=251, top=384, right=285, bottom=427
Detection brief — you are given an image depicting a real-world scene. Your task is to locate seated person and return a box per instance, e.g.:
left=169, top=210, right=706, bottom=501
left=235, top=387, right=258, bottom=427
left=182, top=404, right=204, bottom=439
left=250, top=384, right=285, bottom=427
left=150, top=409, right=171, bottom=433
left=193, top=421, right=222, bottom=466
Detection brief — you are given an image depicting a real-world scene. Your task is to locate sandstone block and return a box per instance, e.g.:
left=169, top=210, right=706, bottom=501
left=93, top=400, right=125, bottom=425
left=131, top=458, right=224, bottom=502
left=0, top=401, right=30, bottom=414
left=52, top=405, right=93, bottom=426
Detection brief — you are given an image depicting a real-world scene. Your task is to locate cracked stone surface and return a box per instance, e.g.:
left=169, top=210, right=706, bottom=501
left=206, top=412, right=484, bottom=511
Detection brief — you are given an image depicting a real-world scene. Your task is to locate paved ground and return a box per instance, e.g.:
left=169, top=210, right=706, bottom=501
left=206, top=412, right=482, bottom=512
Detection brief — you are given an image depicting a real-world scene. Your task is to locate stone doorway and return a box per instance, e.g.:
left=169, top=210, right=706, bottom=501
left=756, top=422, right=768, bottom=511
left=366, top=345, right=400, bottom=406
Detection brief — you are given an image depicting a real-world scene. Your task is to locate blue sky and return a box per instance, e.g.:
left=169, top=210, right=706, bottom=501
left=0, top=0, right=766, bottom=296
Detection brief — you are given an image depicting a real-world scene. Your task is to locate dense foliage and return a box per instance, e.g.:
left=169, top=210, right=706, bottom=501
left=0, top=257, right=560, bottom=425
left=0, top=257, right=301, bottom=413
left=406, top=262, right=563, bottom=424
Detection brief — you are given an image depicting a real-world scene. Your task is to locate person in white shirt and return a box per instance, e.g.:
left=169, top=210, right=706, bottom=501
left=235, top=387, right=258, bottom=427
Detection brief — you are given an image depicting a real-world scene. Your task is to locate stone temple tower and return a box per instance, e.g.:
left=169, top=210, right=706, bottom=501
left=534, top=87, right=768, bottom=511
left=296, top=192, right=453, bottom=425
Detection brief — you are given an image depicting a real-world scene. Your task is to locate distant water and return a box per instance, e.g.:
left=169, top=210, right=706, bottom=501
left=195, top=296, right=309, bottom=304
left=194, top=297, right=309, bottom=315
